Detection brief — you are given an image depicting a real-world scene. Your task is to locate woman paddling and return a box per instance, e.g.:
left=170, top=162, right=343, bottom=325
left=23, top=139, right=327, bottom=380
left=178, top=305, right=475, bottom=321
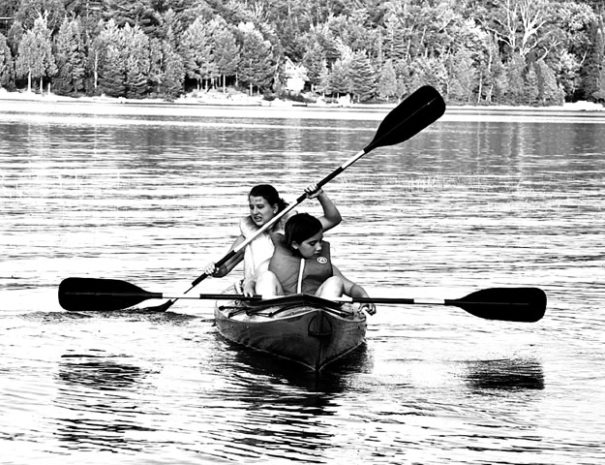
left=204, top=184, right=341, bottom=296
left=256, top=213, right=376, bottom=315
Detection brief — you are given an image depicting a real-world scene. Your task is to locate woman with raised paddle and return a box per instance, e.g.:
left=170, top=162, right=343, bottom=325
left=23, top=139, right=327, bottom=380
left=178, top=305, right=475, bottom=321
left=256, top=213, right=376, bottom=315
left=204, top=183, right=342, bottom=297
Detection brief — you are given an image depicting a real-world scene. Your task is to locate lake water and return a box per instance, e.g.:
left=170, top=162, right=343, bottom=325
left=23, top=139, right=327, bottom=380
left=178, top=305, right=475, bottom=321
left=0, top=100, right=604, bottom=464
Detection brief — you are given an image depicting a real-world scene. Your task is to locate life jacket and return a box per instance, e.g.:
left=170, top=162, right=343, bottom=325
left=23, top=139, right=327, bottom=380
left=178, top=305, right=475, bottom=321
left=239, top=216, right=273, bottom=280
left=239, top=214, right=292, bottom=280
left=269, top=235, right=333, bottom=295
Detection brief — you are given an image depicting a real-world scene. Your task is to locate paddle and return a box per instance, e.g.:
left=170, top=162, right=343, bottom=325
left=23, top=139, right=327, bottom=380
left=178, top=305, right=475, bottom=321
left=58, top=277, right=546, bottom=322
left=132, top=85, right=446, bottom=312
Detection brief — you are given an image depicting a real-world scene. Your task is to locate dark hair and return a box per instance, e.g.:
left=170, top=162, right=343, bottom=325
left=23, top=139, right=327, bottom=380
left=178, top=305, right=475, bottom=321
left=285, top=213, right=323, bottom=248
left=249, top=184, right=287, bottom=212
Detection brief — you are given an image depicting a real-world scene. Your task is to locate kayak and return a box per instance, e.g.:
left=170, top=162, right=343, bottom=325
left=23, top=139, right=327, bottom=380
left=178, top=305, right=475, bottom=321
left=214, top=289, right=367, bottom=372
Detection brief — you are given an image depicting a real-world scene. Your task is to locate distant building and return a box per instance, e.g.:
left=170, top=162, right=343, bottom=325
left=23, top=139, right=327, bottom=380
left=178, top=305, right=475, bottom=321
left=283, top=58, right=307, bottom=93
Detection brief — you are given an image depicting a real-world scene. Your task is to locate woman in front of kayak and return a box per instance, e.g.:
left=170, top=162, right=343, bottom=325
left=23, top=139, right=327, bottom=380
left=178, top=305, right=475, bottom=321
left=256, top=213, right=376, bottom=315
left=204, top=184, right=341, bottom=296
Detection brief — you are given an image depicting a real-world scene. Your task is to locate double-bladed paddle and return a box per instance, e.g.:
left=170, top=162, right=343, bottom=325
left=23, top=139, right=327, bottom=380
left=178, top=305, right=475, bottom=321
left=126, top=85, right=446, bottom=312
left=58, top=277, right=546, bottom=323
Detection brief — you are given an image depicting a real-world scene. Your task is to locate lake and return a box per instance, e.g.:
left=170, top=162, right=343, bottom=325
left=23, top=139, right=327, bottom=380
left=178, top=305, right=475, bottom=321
left=0, top=99, right=604, bottom=464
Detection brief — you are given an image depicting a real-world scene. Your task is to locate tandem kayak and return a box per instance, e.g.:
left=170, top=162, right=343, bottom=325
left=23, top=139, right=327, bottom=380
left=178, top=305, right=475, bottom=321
left=214, top=290, right=367, bottom=372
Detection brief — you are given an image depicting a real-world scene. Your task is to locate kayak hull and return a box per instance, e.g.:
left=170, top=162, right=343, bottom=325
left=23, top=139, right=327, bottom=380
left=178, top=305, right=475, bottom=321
left=214, top=293, right=367, bottom=372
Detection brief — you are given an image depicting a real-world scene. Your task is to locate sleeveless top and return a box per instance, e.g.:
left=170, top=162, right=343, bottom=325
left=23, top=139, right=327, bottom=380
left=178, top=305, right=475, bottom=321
left=268, top=235, right=333, bottom=295
left=239, top=214, right=291, bottom=281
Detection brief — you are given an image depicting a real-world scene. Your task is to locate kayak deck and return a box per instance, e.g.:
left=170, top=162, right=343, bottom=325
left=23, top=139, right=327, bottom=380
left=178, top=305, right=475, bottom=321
left=214, top=293, right=367, bottom=372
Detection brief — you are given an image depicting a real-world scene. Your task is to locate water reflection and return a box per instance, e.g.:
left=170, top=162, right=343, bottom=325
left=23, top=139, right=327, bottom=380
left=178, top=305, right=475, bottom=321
left=206, top=339, right=372, bottom=461
left=53, top=353, right=154, bottom=451
left=228, top=339, right=372, bottom=392
left=463, top=358, right=545, bottom=391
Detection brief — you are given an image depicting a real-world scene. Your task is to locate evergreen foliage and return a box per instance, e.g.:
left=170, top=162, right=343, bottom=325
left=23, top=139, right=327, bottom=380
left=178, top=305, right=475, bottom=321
left=0, top=33, right=15, bottom=89
left=0, top=0, right=604, bottom=105
left=211, top=23, right=239, bottom=91
left=96, top=20, right=126, bottom=97
left=15, top=14, right=55, bottom=92
left=329, top=55, right=353, bottom=96
left=238, top=22, right=274, bottom=94
left=377, top=59, right=397, bottom=101
left=123, top=23, right=150, bottom=98
left=161, top=41, right=186, bottom=98
left=350, top=51, right=376, bottom=102
left=302, top=42, right=324, bottom=92
left=181, top=16, right=215, bottom=90
left=446, top=49, right=477, bottom=104
left=54, top=17, right=86, bottom=95
left=535, top=59, right=565, bottom=105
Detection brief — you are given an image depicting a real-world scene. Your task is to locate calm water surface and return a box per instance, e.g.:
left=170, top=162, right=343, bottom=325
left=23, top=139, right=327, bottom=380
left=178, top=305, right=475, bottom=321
left=0, top=102, right=604, bottom=464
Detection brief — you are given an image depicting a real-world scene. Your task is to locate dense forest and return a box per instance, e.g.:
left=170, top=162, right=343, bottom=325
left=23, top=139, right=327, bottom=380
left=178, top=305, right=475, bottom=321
left=1, top=0, right=605, bottom=105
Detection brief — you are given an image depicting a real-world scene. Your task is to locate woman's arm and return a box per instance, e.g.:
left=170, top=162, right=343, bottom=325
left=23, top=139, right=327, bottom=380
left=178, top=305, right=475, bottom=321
left=333, top=265, right=376, bottom=315
left=305, top=185, right=342, bottom=232
left=203, top=234, right=245, bottom=277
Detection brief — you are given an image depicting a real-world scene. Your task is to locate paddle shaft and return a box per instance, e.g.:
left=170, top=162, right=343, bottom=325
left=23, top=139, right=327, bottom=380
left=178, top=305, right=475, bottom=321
left=65, top=290, right=536, bottom=308
left=338, top=296, right=532, bottom=307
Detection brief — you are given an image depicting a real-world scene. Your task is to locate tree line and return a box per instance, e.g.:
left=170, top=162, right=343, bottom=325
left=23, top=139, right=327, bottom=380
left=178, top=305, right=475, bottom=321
left=1, top=0, right=605, bottom=105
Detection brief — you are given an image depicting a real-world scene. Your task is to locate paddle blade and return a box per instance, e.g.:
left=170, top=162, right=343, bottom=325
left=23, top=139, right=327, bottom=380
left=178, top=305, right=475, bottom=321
left=58, top=277, right=158, bottom=311
left=450, top=287, right=547, bottom=322
left=364, top=85, right=446, bottom=153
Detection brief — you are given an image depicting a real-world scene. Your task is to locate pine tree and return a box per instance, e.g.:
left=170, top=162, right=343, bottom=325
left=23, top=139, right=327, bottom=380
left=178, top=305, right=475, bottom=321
left=383, top=12, right=408, bottom=62
left=594, top=64, right=605, bottom=102
left=535, top=59, right=565, bottom=105
left=307, top=23, right=340, bottom=68
left=316, top=60, right=330, bottom=95
left=523, top=64, right=540, bottom=105
left=7, top=21, right=24, bottom=57
left=580, top=21, right=603, bottom=101
left=101, top=44, right=126, bottom=97
left=377, top=59, right=397, bottom=101
left=0, top=33, right=15, bottom=90
left=97, top=20, right=126, bottom=97
left=148, top=32, right=184, bottom=99
left=328, top=57, right=352, bottom=97
left=212, top=25, right=239, bottom=92
left=15, top=14, right=56, bottom=92
left=447, top=49, right=476, bottom=104
left=161, top=40, right=185, bottom=99
left=54, top=17, right=86, bottom=95
left=148, top=37, right=163, bottom=95
left=477, top=34, right=502, bottom=105
left=504, top=54, right=526, bottom=105
left=123, top=23, right=150, bottom=98
left=181, top=16, right=215, bottom=91
left=302, top=42, right=325, bottom=92
left=350, top=50, right=376, bottom=102
left=238, top=22, right=275, bottom=95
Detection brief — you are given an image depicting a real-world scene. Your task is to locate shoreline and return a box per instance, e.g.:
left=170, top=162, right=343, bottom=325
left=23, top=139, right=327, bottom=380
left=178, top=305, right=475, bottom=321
left=1, top=89, right=605, bottom=122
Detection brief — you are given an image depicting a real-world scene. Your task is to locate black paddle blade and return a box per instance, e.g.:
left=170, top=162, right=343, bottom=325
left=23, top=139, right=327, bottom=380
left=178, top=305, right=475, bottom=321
left=58, top=277, right=158, bottom=311
left=364, top=85, right=446, bottom=153
left=449, top=287, right=547, bottom=322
